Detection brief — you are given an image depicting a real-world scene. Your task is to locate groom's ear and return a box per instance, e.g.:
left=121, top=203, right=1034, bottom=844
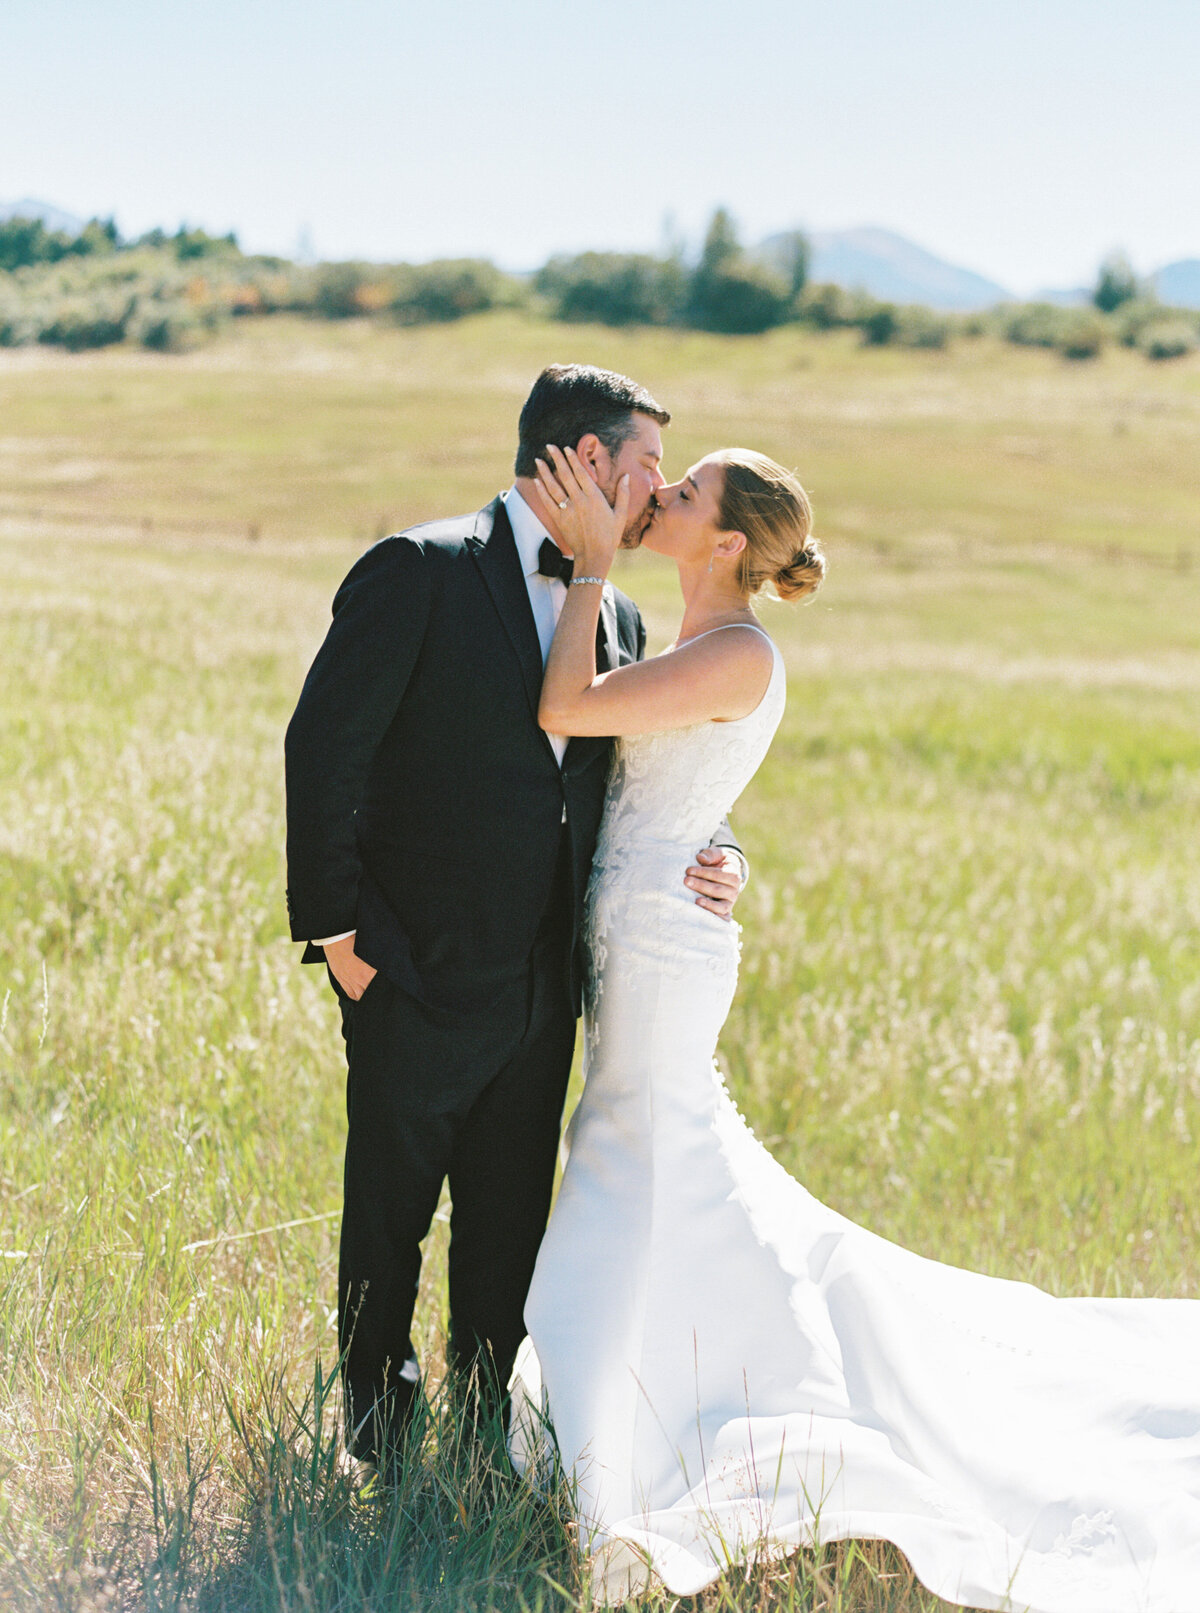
left=573, top=432, right=605, bottom=484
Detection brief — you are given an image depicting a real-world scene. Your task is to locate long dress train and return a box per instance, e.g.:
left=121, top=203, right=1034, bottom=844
left=512, top=626, right=1200, bottom=1612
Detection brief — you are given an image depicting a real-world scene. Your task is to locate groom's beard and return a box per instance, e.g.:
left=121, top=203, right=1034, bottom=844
left=619, top=496, right=657, bottom=550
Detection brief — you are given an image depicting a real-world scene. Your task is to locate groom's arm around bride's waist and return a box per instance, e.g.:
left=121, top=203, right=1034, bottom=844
left=626, top=608, right=747, bottom=900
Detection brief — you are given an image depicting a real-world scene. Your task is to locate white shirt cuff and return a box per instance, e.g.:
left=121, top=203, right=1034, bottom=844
left=313, top=931, right=356, bottom=947
left=719, top=848, right=749, bottom=888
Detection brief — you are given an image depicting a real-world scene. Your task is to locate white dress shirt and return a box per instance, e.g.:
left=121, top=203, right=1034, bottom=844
left=502, top=484, right=571, bottom=766
left=312, top=486, right=569, bottom=947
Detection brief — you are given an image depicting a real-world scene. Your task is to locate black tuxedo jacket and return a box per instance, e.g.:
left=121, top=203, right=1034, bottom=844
left=285, top=496, right=739, bottom=1015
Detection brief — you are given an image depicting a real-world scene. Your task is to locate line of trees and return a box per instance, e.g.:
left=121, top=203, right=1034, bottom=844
left=0, top=207, right=1196, bottom=361
left=533, top=222, right=1197, bottom=359
left=534, top=212, right=811, bottom=335
left=0, top=215, right=238, bottom=272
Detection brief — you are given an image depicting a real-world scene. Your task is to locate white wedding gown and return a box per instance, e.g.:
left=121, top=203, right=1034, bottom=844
left=511, top=626, right=1200, bottom=1612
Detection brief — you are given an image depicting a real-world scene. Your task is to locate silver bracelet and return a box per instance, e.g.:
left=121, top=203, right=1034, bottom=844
left=570, top=575, right=606, bottom=587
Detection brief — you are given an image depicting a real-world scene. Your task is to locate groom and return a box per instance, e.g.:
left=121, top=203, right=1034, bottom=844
left=284, top=363, right=746, bottom=1465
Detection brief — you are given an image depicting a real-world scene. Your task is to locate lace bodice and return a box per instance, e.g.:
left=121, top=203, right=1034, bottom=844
left=592, top=627, right=786, bottom=869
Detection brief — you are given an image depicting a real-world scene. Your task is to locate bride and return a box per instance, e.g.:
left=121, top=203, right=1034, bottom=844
left=509, top=444, right=1200, bottom=1612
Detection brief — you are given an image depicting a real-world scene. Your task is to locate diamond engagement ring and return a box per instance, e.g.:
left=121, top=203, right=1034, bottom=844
left=558, top=499, right=569, bottom=509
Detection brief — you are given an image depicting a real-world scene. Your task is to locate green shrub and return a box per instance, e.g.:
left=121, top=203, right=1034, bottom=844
left=0, top=240, right=517, bottom=344
left=690, top=262, right=791, bottom=333
left=1138, top=318, right=1198, bottom=360
left=308, top=258, right=512, bottom=323
left=312, top=262, right=379, bottom=318
left=216, top=261, right=299, bottom=316
left=859, top=303, right=951, bottom=349
left=251, top=263, right=310, bottom=314
left=1111, top=298, right=1163, bottom=348
left=36, top=294, right=133, bottom=350
left=396, top=258, right=511, bottom=323
left=0, top=246, right=222, bottom=349
left=230, top=259, right=323, bottom=315
left=130, top=303, right=210, bottom=352
left=0, top=294, right=38, bottom=346
left=795, top=281, right=867, bottom=330
left=896, top=306, right=951, bottom=348
left=536, top=252, right=687, bottom=326
left=795, top=286, right=951, bottom=348
left=1004, top=302, right=1078, bottom=349
left=1002, top=301, right=1106, bottom=359
left=1057, top=311, right=1106, bottom=360
left=860, top=303, right=899, bottom=346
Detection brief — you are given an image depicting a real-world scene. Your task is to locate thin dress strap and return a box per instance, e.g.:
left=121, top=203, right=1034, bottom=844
left=674, top=622, right=777, bottom=651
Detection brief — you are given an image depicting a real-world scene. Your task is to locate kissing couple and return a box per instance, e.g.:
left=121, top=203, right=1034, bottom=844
left=285, top=364, right=1200, bottom=1612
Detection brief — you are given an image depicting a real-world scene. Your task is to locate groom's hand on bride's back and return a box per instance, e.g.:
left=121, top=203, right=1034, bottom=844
left=685, top=847, right=745, bottom=921
left=323, top=934, right=378, bottom=1001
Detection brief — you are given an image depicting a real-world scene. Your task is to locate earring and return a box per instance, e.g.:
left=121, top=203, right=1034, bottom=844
left=707, top=552, right=714, bottom=575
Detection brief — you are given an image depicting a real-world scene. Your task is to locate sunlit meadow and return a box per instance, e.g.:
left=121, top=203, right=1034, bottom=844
left=2, top=315, right=1199, bottom=1611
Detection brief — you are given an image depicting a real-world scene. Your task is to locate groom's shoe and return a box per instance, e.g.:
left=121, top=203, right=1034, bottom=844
left=347, top=1420, right=422, bottom=1495
left=346, top=1364, right=424, bottom=1481
left=343, top=1452, right=381, bottom=1496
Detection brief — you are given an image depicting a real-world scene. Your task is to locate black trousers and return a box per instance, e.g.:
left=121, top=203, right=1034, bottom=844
left=333, top=937, right=576, bottom=1461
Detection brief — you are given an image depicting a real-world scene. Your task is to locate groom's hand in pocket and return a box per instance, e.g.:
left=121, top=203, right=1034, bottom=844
left=685, top=847, right=744, bottom=921
left=323, top=934, right=378, bottom=1001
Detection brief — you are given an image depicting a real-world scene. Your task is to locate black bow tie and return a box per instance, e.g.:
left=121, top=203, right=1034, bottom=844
left=538, top=537, right=574, bottom=584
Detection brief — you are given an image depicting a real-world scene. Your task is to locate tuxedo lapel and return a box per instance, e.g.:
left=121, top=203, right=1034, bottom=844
left=466, top=499, right=546, bottom=727
left=469, top=499, right=623, bottom=773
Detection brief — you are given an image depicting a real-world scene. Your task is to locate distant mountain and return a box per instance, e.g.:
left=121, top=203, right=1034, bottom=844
left=762, top=226, right=1011, bottom=311
left=0, top=197, right=85, bottom=233
left=1152, top=259, right=1200, bottom=309
left=1035, top=261, right=1200, bottom=311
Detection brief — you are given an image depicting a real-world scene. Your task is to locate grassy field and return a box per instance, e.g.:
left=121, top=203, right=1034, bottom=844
left=1, top=314, right=1199, bottom=1612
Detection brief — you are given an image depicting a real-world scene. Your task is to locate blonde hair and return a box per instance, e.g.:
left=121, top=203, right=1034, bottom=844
left=712, top=449, right=824, bottom=602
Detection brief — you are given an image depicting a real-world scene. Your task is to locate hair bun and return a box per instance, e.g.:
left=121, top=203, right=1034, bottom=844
left=772, top=540, right=826, bottom=602
left=714, top=449, right=821, bottom=604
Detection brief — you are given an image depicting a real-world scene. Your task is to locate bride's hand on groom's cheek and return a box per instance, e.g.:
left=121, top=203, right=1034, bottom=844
left=685, top=848, right=744, bottom=921
left=534, top=446, right=628, bottom=570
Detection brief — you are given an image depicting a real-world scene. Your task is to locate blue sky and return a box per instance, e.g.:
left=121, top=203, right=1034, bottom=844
left=4, top=0, right=1197, bottom=293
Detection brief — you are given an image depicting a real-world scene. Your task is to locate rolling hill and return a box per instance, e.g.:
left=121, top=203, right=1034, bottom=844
left=763, top=226, right=1012, bottom=310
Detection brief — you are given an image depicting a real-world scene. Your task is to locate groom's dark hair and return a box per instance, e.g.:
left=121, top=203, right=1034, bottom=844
left=514, top=364, right=670, bottom=478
